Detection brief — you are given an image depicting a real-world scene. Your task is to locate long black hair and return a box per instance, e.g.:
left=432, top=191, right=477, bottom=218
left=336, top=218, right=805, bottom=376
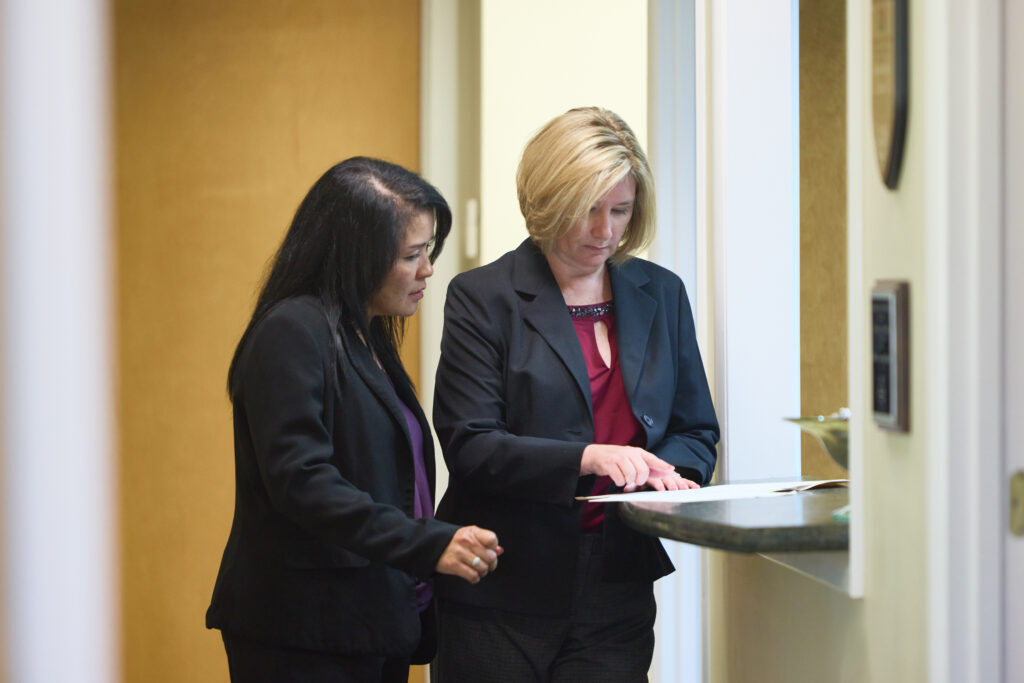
left=227, top=157, right=452, bottom=399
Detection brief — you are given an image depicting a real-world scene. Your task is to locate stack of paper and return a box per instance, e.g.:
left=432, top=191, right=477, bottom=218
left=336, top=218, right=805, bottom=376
left=576, top=479, right=848, bottom=503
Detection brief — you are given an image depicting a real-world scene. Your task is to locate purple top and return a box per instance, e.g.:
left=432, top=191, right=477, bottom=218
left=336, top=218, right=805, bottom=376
left=387, top=374, right=434, bottom=612
left=396, top=395, right=434, bottom=522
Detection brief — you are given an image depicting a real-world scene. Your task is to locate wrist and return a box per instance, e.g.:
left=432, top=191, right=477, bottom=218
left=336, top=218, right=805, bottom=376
left=580, top=444, right=597, bottom=475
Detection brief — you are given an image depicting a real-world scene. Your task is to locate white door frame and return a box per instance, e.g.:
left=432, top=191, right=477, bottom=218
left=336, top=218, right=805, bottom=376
left=1002, top=0, right=1022, bottom=679
left=924, top=1, right=1005, bottom=681
left=706, top=0, right=802, bottom=485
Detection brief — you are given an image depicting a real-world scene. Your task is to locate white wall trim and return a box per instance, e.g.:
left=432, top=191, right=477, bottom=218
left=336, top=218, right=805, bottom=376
left=693, top=3, right=712, bottom=678
left=845, top=0, right=866, bottom=601
left=649, top=0, right=698, bottom=307
left=1002, top=2, right=1023, bottom=679
left=709, top=0, right=801, bottom=483
left=647, top=3, right=704, bottom=680
left=694, top=0, right=712, bottom=369
left=924, top=0, right=1004, bottom=681
left=420, top=0, right=466, bottom=499
left=1, top=0, right=117, bottom=680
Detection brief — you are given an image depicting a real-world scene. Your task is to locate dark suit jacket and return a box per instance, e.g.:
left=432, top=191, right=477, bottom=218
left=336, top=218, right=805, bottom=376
left=206, top=296, right=458, bottom=658
left=433, top=240, right=719, bottom=616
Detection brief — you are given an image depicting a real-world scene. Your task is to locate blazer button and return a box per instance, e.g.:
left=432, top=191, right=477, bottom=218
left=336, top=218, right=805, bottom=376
left=642, top=414, right=654, bottom=427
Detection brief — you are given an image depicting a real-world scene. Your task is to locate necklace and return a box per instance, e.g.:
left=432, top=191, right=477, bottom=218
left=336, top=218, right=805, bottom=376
left=567, top=301, right=614, bottom=320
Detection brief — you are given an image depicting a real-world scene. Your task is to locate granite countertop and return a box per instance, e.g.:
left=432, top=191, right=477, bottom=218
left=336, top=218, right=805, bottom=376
left=618, top=486, right=848, bottom=553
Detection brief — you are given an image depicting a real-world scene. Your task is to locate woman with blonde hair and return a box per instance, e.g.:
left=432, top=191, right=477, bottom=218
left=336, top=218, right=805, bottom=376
left=432, top=107, right=719, bottom=682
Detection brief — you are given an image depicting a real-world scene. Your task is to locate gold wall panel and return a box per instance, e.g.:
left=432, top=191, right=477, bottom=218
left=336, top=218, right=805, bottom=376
left=114, top=1, right=422, bottom=679
left=800, top=1, right=848, bottom=478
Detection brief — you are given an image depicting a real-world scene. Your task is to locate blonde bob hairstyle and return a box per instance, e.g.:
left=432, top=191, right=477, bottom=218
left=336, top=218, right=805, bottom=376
left=516, top=106, right=655, bottom=263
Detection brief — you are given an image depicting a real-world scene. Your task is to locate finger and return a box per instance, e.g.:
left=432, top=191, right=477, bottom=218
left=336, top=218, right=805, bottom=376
left=450, top=554, right=480, bottom=584
left=469, top=547, right=496, bottom=568
left=467, top=555, right=487, bottom=580
left=663, top=476, right=680, bottom=491
left=631, top=453, right=650, bottom=485
left=455, top=536, right=486, bottom=565
left=648, top=465, right=676, bottom=478
left=460, top=533, right=491, bottom=557
left=606, top=464, right=626, bottom=488
left=681, top=478, right=700, bottom=489
left=648, top=476, right=666, bottom=491
left=476, top=548, right=498, bottom=565
left=641, top=451, right=676, bottom=473
left=488, top=546, right=502, bottom=571
left=619, top=458, right=638, bottom=487
left=470, top=526, right=499, bottom=549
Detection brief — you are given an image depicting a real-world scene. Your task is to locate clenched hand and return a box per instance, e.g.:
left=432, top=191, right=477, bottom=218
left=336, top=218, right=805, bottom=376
left=435, top=525, right=503, bottom=584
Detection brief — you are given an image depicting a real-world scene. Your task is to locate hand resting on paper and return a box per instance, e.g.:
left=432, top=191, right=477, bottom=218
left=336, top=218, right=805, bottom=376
left=580, top=444, right=698, bottom=493
left=643, top=470, right=700, bottom=492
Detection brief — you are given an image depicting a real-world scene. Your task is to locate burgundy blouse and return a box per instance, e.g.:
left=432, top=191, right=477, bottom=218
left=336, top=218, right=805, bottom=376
left=569, top=302, right=645, bottom=532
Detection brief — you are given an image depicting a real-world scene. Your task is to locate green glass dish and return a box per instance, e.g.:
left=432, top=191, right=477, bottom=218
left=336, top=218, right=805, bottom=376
left=785, top=413, right=849, bottom=471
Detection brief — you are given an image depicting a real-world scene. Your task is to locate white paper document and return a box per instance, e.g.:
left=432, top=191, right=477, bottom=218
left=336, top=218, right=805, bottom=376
left=576, top=479, right=848, bottom=503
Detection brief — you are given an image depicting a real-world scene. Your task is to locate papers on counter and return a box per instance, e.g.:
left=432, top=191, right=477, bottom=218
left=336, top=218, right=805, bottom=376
left=576, top=479, right=848, bottom=503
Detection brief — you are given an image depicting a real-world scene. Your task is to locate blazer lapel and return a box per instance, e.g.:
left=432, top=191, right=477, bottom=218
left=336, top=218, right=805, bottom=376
left=609, top=260, right=656, bottom=403
left=338, top=326, right=413, bottom=451
left=385, top=361, right=437, bottom=489
left=512, top=241, right=594, bottom=415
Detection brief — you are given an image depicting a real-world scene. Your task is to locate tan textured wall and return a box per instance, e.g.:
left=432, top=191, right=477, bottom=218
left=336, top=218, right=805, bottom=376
left=800, top=0, right=848, bottom=477
left=114, top=2, right=423, bottom=680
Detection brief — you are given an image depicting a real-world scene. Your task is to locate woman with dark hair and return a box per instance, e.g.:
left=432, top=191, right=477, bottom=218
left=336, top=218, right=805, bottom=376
left=206, top=157, right=502, bottom=683
left=432, top=108, right=719, bottom=681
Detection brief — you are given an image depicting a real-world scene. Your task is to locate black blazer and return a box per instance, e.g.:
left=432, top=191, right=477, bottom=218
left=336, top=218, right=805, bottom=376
left=206, top=296, right=457, bottom=658
left=433, top=240, right=719, bottom=615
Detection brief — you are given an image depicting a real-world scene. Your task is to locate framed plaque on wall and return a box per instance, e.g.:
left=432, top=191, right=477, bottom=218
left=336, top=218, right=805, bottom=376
left=872, top=0, right=909, bottom=190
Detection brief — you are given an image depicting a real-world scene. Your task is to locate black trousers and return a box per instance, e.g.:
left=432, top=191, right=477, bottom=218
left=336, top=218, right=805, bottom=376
left=221, top=632, right=409, bottom=683
left=434, top=533, right=657, bottom=683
